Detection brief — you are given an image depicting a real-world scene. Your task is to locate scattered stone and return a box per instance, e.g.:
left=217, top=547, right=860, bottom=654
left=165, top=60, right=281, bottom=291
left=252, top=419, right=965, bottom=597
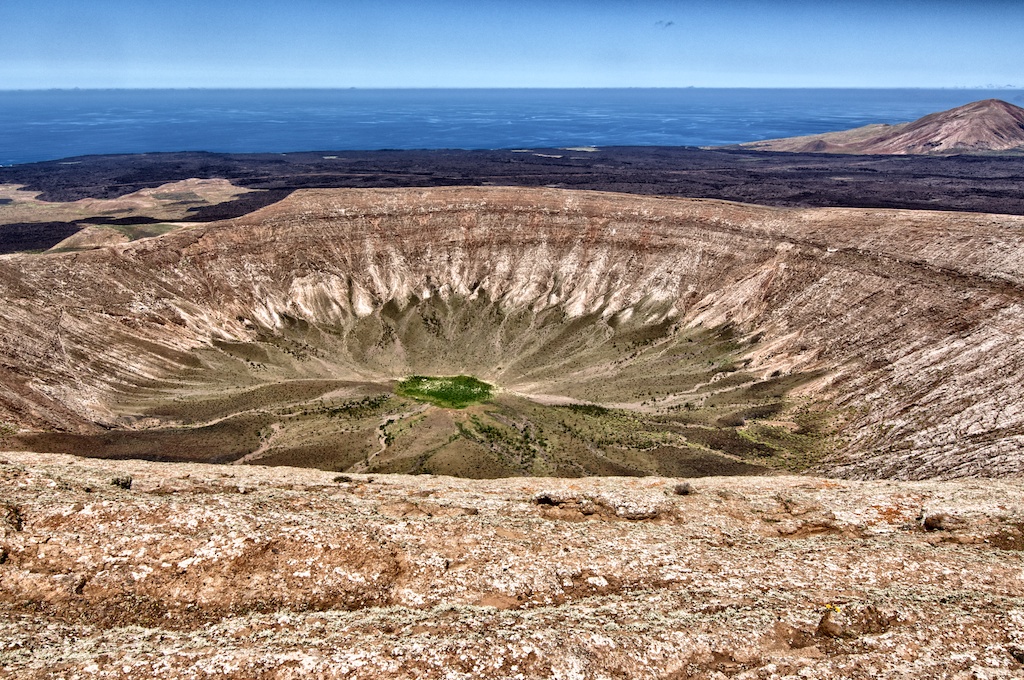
left=0, top=503, right=22, bottom=533
left=989, top=523, right=1024, bottom=550
left=816, top=604, right=903, bottom=639
left=379, top=501, right=427, bottom=518
left=673, top=481, right=694, bottom=496
left=772, top=621, right=817, bottom=650
left=816, top=607, right=848, bottom=638
left=109, top=475, right=133, bottom=490
left=922, top=512, right=967, bottom=532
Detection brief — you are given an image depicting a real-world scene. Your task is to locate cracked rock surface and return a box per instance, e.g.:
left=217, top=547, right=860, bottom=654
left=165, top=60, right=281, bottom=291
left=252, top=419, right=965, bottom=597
left=2, top=452, right=1023, bottom=678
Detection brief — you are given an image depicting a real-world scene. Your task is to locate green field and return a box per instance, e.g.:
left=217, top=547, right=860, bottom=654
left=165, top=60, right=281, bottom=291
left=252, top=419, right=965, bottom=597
left=396, top=375, right=494, bottom=409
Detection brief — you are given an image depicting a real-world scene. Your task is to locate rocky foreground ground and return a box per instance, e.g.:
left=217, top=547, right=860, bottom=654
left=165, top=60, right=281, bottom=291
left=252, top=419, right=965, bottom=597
left=2, top=452, right=1023, bottom=678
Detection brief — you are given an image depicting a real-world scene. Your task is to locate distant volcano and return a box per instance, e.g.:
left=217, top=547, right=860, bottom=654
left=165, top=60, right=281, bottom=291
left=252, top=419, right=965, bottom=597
left=735, top=99, right=1024, bottom=155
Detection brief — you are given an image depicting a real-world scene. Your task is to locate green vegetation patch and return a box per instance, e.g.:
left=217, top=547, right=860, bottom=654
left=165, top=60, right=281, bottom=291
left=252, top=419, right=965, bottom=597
left=109, top=222, right=179, bottom=241
left=396, top=375, right=494, bottom=409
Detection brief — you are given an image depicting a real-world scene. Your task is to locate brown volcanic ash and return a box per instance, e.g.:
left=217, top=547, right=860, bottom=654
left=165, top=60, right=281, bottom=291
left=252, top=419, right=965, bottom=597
left=738, top=98, right=1024, bottom=155
left=2, top=186, right=1024, bottom=479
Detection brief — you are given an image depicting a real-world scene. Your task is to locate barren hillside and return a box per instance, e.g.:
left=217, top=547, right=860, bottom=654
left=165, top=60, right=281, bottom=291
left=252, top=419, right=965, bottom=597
left=739, top=99, right=1024, bottom=155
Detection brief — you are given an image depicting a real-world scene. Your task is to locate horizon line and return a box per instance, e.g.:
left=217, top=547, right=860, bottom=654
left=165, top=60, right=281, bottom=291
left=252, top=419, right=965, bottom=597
left=1, top=85, right=1022, bottom=93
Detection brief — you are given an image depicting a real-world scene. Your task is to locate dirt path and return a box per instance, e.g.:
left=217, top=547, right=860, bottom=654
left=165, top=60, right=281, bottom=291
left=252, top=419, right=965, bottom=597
left=349, top=404, right=430, bottom=473
left=232, top=422, right=283, bottom=465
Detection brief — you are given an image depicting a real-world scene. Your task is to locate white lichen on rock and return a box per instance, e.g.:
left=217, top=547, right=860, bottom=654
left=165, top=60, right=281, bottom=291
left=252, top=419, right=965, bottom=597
left=1, top=452, right=1023, bottom=678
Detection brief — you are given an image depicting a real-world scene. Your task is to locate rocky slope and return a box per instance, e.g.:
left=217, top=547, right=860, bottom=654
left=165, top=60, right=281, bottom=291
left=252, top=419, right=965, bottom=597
left=738, top=99, right=1024, bottom=155
left=2, top=187, right=1024, bottom=478
left=2, top=451, right=1024, bottom=678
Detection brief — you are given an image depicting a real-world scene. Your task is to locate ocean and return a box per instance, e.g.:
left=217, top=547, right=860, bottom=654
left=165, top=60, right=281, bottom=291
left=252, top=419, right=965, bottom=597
left=2, top=88, right=1022, bottom=166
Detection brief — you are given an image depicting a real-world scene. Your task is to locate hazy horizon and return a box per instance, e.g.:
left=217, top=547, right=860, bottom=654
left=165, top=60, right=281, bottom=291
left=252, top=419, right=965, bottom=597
left=3, top=86, right=1022, bottom=92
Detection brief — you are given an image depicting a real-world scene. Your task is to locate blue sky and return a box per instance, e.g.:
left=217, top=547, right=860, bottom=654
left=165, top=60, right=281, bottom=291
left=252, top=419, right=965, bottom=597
left=1, top=0, right=1021, bottom=89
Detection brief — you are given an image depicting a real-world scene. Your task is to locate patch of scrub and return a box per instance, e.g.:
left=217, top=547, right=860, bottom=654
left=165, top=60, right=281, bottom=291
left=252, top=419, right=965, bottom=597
left=396, top=376, right=494, bottom=409
left=108, top=222, right=181, bottom=241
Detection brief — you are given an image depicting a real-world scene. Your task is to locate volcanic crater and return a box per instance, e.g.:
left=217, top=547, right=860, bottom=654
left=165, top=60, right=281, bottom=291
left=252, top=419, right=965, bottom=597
left=2, top=186, right=1024, bottom=480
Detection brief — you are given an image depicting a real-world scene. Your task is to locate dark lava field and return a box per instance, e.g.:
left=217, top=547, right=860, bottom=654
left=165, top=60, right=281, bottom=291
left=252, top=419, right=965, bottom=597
left=3, top=146, right=1024, bottom=252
